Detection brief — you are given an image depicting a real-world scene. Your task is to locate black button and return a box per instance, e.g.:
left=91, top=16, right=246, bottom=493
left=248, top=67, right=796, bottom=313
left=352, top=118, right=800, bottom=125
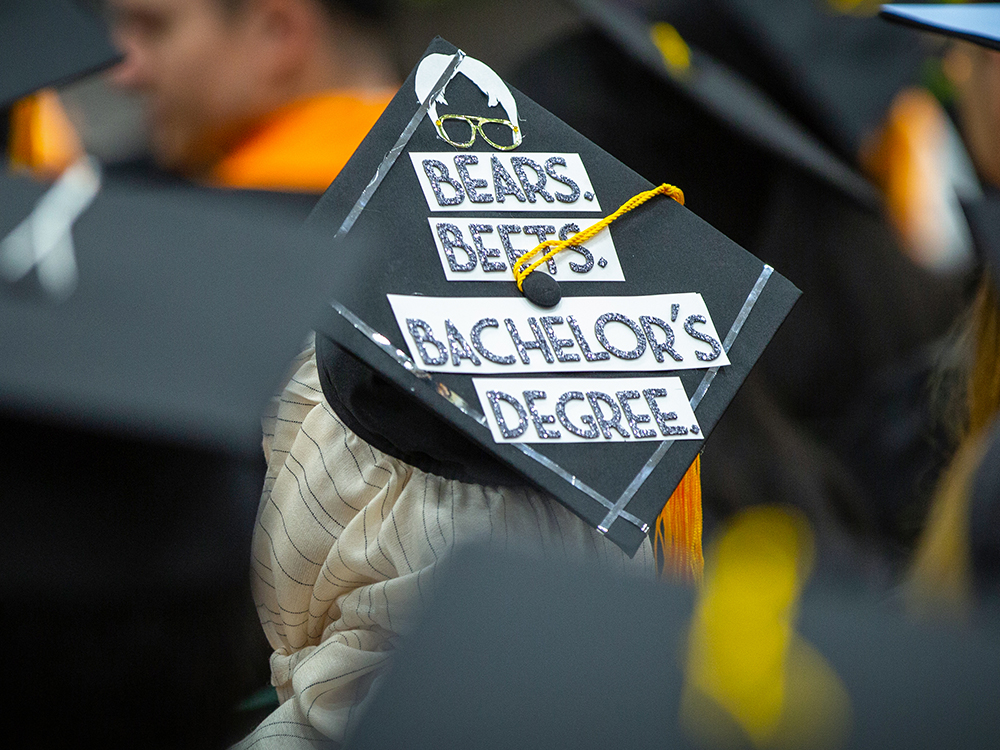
left=521, top=271, right=562, bottom=308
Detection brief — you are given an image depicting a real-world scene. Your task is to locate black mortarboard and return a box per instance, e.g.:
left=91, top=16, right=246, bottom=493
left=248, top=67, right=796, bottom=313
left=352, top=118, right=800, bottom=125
left=345, top=543, right=1000, bottom=750
left=307, top=38, right=800, bottom=555
left=0, top=165, right=334, bottom=746
left=0, top=0, right=119, bottom=109
left=881, top=3, right=1000, bottom=51
left=0, top=163, right=331, bottom=457
left=565, top=0, right=882, bottom=207
left=647, top=0, right=926, bottom=161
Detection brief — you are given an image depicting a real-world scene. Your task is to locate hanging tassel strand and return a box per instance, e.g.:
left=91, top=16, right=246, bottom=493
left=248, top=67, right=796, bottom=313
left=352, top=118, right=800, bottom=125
left=654, top=454, right=704, bottom=585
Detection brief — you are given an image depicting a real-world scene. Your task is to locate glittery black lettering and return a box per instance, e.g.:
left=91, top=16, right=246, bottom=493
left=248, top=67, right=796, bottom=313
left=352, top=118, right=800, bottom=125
left=435, top=223, right=476, bottom=272
left=567, top=315, right=609, bottom=362
left=544, top=156, right=581, bottom=203
left=584, top=191, right=594, bottom=201
left=639, top=315, right=684, bottom=363
left=523, top=225, right=558, bottom=273
left=595, top=312, right=647, bottom=360
left=511, top=156, right=554, bottom=203
left=504, top=317, right=554, bottom=365
left=587, top=391, right=631, bottom=439
left=616, top=390, right=657, bottom=439
left=498, top=224, right=524, bottom=270
left=491, top=156, right=526, bottom=204
left=523, top=390, right=561, bottom=439
left=539, top=315, right=579, bottom=363
left=470, top=318, right=515, bottom=364
left=422, top=159, right=465, bottom=206
left=643, top=388, right=688, bottom=437
left=453, top=154, right=493, bottom=204
left=597, top=258, right=607, bottom=268
left=684, top=314, right=723, bottom=362
left=486, top=390, right=528, bottom=439
left=671, top=303, right=679, bottom=322
left=691, top=425, right=701, bottom=435
left=445, top=319, right=481, bottom=366
left=469, top=224, right=507, bottom=272
left=406, top=318, right=448, bottom=366
left=556, top=391, right=600, bottom=439
left=558, top=223, right=593, bottom=273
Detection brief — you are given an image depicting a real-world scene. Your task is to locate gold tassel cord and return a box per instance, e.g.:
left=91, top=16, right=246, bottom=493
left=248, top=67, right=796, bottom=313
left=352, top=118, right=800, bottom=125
left=512, top=183, right=685, bottom=290
left=654, top=454, right=704, bottom=584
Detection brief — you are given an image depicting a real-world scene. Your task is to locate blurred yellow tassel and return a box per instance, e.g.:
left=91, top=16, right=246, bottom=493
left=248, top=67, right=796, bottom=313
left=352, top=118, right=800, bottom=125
left=8, top=89, right=83, bottom=178
left=654, top=454, right=704, bottom=585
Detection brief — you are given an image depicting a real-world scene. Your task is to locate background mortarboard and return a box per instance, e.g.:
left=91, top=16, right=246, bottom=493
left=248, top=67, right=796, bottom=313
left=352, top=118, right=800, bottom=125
left=881, top=3, right=1000, bottom=52
left=307, top=38, right=800, bottom=555
left=0, top=167, right=336, bottom=747
left=344, top=544, right=1000, bottom=750
left=565, top=0, right=882, bottom=208
left=0, top=0, right=119, bottom=110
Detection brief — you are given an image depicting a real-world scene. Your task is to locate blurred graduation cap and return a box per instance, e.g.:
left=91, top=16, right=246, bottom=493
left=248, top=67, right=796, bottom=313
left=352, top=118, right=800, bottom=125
left=881, top=3, right=1000, bottom=51
left=566, top=0, right=883, bottom=207
left=345, top=535, right=1000, bottom=750
left=308, top=37, right=800, bottom=555
left=0, top=163, right=335, bottom=746
left=0, top=0, right=119, bottom=109
left=0, top=161, right=331, bottom=461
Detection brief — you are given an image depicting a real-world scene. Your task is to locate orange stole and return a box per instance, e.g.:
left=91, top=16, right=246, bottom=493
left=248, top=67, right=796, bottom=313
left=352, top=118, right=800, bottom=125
left=7, top=89, right=83, bottom=177
left=208, top=90, right=395, bottom=193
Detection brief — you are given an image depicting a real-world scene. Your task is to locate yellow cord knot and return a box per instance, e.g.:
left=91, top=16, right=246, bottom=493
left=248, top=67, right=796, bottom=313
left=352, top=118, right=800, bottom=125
left=512, top=183, right=685, bottom=291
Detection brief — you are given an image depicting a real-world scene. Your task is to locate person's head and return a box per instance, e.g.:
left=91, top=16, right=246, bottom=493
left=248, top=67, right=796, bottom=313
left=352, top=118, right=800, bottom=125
left=945, top=40, right=1000, bottom=189
left=106, top=0, right=393, bottom=177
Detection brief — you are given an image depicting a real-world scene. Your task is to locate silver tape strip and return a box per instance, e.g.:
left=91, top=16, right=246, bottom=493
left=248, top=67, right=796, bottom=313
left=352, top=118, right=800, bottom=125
left=328, top=301, right=649, bottom=533
left=597, top=264, right=774, bottom=533
left=334, top=51, right=465, bottom=240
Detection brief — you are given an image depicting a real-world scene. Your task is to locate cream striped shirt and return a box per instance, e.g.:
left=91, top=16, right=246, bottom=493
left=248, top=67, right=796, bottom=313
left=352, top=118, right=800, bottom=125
left=237, top=338, right=656, bottom=747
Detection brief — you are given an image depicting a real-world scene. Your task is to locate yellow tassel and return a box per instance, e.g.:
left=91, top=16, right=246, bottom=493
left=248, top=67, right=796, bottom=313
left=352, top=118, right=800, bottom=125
left=8, top=89, right=83, bottom=178
left=654, top=454, right=704, bottom=585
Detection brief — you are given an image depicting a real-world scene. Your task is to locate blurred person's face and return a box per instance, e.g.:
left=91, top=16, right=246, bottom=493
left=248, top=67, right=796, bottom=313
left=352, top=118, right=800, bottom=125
left=107, top=0, right=272, bottom=176
left=947, top=41, right=1000, bottom=189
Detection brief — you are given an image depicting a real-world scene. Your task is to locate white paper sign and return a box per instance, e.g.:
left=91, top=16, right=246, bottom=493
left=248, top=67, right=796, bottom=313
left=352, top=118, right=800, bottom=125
left=387, top=293, right=730, bottom=374
left=473, top=376, right=702, bottom=443
left=409, top=152, right=602, bottom=212
left=427, top=217, right=625, bottom=282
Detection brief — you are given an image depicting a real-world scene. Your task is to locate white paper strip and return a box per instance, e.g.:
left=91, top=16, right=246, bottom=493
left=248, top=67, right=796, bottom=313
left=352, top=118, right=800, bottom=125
left=426, top=217, right=625, bottom=282
left=409, top=152, right=602, bottom=212
left=473, top=376, right=702, bottom=444
left=387, top=292, right=730, bottom=374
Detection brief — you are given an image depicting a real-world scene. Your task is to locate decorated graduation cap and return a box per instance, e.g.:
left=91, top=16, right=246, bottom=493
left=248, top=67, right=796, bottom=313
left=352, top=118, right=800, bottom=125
left=881, top=3, right=1000, bottom=51
left=0, top=0, right=119, bottom=109
left=308, top=38, right=800, bottom=561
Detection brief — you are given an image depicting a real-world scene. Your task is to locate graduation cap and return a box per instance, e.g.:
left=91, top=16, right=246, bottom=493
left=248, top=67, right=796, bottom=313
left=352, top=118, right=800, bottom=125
left=0, top=0, right=120, bottom=109
left=345, top=525, right=1000, bottom=750
left=0, top=164, right=335, bottom=746
left=307, top=38, right=800, bottom=556
left=646, top=0, right=926, bottom=161
left=0, top=161, right=332, bottom=458
left=564, top=0, right=882, bottom=208
left=881, top=3, right=1000, bottom=51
